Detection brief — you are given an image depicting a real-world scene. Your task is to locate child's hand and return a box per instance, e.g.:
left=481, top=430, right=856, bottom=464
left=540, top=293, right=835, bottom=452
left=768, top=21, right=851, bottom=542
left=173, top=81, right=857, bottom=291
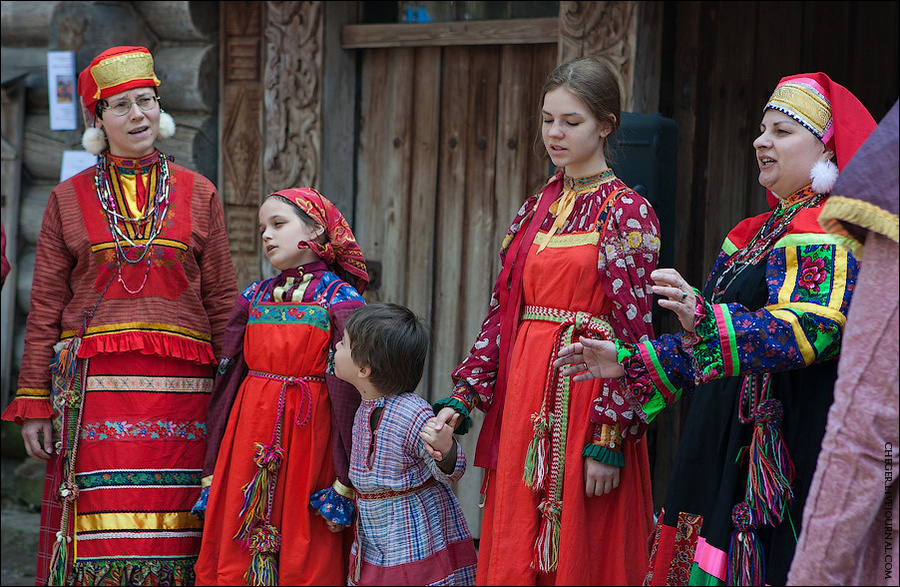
left=323, top=518, right=346, bottom=533
left=420, top=413, right=459, bottom=461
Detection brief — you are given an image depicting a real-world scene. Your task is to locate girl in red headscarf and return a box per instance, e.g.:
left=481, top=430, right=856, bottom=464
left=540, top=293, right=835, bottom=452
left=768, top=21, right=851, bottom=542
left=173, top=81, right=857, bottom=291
left=193, top=188, right=368, bottom=586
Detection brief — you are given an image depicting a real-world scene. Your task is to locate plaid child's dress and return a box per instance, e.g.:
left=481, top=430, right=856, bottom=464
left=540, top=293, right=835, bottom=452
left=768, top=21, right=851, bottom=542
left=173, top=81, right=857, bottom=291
left=349, top=392, right=477, bottom=586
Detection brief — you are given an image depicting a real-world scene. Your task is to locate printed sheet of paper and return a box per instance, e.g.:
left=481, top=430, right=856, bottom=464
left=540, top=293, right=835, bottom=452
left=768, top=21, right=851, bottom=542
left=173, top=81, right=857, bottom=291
left=47, top=51, right=79, bottom=131
left=60, top=151, right=97, bottom=183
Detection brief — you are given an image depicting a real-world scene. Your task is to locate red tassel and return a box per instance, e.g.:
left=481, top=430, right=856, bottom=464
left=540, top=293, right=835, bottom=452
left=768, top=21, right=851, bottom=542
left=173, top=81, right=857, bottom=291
left=531, top=498, right=561, bottom=572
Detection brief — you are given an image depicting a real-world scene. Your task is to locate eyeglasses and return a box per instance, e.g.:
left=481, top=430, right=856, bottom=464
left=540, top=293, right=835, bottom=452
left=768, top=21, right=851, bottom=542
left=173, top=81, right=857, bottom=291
left=100, top=95, right=160, bottom=117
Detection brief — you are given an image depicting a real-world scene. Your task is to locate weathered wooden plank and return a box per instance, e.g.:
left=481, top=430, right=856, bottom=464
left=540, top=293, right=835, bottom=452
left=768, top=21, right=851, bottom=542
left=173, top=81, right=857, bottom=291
left=342, top=17, right=559, bottom=49
left=456, top=45, right=504, bottom=542
left=491, top=45, right=535, bottom=283
left=749, top=1, right=802, bottom=220
left=406, top=46, right=441, bottom=397
left=378, top=48, right=416, bottom=306
left=461, top=47, right=500, bottom=356
left=703, top=1, right=757, bottom=279
left=320, top=1, right=359, bottom=225
left=354, top=49, right=390, bottom=301
left=526, top=45, right=557, bottom=194
left=430, top=46, right=470, bottom=399
left=847, top=0, right=899, bottom=118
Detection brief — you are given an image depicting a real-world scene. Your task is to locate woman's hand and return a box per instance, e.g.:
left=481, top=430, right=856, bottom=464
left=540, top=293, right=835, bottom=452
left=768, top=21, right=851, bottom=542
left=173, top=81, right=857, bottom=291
left=651, top=268, right=696, bottom=333
left=21, top=418, right=54, bottom=461
left=584, top=457, right=621, bottom=496
left=553, top=336, right=623, bottom=381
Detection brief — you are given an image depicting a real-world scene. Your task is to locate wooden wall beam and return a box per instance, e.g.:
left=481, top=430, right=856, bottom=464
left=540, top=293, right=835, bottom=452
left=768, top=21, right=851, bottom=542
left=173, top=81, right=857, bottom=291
left=342, top=17, right=558, bottom=49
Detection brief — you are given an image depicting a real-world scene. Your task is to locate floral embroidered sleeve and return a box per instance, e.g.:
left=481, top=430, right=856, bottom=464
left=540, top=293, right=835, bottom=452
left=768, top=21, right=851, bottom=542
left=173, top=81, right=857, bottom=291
left=434, top=195, right=539, bottom=434
left=587, top=189, right=661, bottom=460
left=618, top=236, right=858, bottom=424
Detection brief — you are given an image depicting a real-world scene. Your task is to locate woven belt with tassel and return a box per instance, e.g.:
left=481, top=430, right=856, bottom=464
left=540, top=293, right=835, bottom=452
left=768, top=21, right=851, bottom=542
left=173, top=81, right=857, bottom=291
left=520, top=305, right=614, bottom=572
left=235, top=371, right=324, bottom=586
left=727, top=372, right=795, bottom=586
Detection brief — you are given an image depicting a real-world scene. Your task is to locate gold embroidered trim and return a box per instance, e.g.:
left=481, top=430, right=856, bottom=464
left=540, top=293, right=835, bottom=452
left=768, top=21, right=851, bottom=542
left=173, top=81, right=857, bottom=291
left=91, top=51, right=159, bottom=97
left=767, top=82, right=832, bottom=137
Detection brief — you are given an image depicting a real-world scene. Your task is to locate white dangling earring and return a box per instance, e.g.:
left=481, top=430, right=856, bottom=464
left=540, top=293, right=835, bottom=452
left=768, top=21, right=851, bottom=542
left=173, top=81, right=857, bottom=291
left=158, top=110, right=176, bottom=139
left=82, top=126, right=107, bottom=155
left=809, top=159, right=839, bottom=194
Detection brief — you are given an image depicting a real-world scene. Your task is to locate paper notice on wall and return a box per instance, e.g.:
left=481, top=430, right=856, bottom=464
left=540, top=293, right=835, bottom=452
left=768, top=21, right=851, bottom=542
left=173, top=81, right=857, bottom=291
left=60, top=151, right=97, bottom=183
left=47, top=51, right=79, bottom=130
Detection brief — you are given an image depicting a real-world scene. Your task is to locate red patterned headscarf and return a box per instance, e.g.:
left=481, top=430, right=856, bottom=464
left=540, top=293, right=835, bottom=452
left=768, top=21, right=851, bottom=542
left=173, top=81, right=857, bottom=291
left=271, top=187, right=369, bottom=293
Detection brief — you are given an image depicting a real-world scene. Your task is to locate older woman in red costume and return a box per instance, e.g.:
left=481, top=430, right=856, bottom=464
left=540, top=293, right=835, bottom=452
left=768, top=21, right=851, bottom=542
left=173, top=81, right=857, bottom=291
left=1, top=46, right=237, bottom=585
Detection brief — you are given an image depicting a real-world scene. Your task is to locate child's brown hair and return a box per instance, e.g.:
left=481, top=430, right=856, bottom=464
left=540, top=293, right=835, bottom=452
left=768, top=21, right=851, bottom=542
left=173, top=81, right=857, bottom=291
left=344, top=303, right=429, bottom=395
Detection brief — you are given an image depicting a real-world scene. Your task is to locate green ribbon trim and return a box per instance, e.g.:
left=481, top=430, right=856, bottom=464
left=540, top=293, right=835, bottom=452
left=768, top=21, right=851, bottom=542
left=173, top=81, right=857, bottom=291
left=432, top=397, right=472, bottom=435
left=582, top=443, right=625, bottom=468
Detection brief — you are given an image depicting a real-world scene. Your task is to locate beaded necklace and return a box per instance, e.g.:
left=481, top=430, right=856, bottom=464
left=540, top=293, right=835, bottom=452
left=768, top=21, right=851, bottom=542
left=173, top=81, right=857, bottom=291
left=712, top=184, right=824, bottom=302
left=94, top=151, right=171, bottom=294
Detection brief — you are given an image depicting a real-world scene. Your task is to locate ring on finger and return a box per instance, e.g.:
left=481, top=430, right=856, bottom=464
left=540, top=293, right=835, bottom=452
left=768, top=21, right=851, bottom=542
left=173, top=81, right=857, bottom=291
left=681, top=292, right=688, bottom=301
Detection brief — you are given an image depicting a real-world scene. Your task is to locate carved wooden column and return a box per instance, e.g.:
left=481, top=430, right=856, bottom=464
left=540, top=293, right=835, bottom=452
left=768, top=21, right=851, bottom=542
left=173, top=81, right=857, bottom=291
left=558, top=1, right=638, bottom=111
left=263, top=1, right=324, bottom=197
left=221, top=1, right=266, bottom=288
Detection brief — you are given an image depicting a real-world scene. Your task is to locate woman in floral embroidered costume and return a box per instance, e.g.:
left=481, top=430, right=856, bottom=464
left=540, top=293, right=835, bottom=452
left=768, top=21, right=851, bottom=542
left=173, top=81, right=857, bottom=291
left=1, top=46, right=238, bottom=585
left=555, top=73, right=877, bottom=585
left=427, top=56, right=660, bottom=585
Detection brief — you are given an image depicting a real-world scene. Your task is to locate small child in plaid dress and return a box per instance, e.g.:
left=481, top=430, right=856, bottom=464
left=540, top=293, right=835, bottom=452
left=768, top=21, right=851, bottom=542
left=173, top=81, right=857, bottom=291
left=334, top=303, right=477, bottom=586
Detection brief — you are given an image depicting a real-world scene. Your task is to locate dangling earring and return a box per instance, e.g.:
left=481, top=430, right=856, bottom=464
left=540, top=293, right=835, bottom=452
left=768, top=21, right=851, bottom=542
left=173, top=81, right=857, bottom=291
left=82, top=126, right=107, bottom=155
left=809, top=159, right=839, bottom=194
left=158, top=110, right=176, bottom=139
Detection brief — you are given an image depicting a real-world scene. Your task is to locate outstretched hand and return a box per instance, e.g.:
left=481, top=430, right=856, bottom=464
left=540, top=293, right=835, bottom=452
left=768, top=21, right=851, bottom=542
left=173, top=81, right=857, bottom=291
left=651, top=268, right=696, bottom=333
left=552, top=336, right=623, bottom=381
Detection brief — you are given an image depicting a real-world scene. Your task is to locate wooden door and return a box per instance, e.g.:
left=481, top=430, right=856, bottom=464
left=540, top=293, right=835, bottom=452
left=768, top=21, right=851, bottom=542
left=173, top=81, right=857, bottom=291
left=353, top=43, right=556, bottom=533
left=354, top=44, right=556, bottom=401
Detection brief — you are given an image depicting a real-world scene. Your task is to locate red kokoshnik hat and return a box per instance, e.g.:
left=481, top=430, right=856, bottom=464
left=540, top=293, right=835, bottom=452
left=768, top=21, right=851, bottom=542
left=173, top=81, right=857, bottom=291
left=762, top=72, right=876, bottom=207
left=273, top=187, right=369, bottom=294
left=78, top=46, right=161, bottom=115
left=77, top=46, right=175, bottom=155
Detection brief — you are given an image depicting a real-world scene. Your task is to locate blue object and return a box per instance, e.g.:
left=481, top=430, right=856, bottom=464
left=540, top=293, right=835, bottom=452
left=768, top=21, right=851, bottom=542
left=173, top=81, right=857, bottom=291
left=191, top=485, right=210, bottom=521
left=310, top=486, right=356, bottom=526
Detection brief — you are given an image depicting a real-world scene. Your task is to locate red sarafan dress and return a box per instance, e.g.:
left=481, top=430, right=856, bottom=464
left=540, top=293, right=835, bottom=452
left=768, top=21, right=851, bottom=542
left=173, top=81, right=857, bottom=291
left=195, top=279, right=349, bottom=585
left=443, top=169, right=660, bottom=586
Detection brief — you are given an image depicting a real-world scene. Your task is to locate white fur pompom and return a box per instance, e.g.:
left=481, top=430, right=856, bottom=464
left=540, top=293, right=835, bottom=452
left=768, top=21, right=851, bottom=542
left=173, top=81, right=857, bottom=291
left=158, top=110, right=176, bottom=139
left=82, top=127, right=107, bottom=155
left=810, top=159, right=839, bottom=194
